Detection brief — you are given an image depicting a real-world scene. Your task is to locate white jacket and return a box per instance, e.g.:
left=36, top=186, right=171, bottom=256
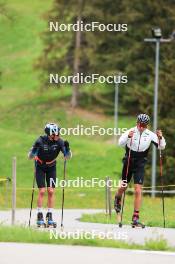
left=118, top=126, right=166, bottom=152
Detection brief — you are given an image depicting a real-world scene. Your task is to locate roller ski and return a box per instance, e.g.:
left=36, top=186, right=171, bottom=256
left=131, top=220, right=145, bottom=228
left=114, top=196, right=123, bottom=228
left=46, top=212, right=57, bottom=228
left=131, top=212, right=145, bottom=228
left=36, top=212, right=46, bottom=228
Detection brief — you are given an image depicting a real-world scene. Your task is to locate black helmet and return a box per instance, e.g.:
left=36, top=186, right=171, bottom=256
left=44, top=123, right=60, bottom=136
left=137, top=114, right=150, bottom=125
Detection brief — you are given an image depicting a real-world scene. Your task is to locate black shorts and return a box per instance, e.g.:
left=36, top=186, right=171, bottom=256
left=121, top=157, right=147, bottom=185
left=35, top=164, right=56, bottom=188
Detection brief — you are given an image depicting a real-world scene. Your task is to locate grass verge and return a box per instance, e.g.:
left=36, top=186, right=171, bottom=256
left=0, top=225, right=174, bottom=252
left=80, top=195, right=175, bottom=228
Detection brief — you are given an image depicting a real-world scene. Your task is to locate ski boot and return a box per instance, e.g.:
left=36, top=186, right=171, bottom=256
left=131, top=212, right=145, bottom=228
left=46, top=212, right=57, bottom=228
left=114, top=196, right=122, bottom=228
left=37, top=212, right=46, bottom=228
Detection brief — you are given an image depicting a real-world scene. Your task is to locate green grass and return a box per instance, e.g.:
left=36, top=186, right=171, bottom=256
left=80, top=195, right=175, bottom=228
left=0, top=226, right=174, bottom=252
left=0, top=0, right=52, bottom=108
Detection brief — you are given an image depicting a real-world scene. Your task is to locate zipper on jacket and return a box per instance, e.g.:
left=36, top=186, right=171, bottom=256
left=137, top=132, right=142, bottom=151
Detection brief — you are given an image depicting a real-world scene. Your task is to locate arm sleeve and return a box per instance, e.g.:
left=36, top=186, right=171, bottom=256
left=151, top=133, right=166, bottom=150
left=118, top=129, right=130, bottom=148
left=28, top=138, right=40, bottom=159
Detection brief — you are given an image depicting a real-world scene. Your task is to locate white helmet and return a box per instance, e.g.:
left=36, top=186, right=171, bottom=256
left=137, top=114, right=150, bottom=125
left=44, top=123, right=60, bottom=136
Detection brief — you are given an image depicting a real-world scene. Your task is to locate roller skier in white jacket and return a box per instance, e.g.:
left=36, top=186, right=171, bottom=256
left=114, top=114, right=166, bottom=227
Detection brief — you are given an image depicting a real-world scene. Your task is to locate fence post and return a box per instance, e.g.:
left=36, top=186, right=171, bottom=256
left=11, top=157, right=16, bottom=225
left=108, top=177, right=112, bottom=219
left=5, top=178, right=9, bottom=208
left=105, top=176, right=108, bottom=215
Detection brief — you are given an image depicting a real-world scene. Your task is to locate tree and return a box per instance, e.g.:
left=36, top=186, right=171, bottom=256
left=37, top=0, right=88, bottom=107
left=71, top=0, right=85, bottom=108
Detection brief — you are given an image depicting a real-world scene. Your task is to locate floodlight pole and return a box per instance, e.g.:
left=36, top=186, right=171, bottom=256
left=144, top=37, right=172, bottom=198
left=114, top=73, right=122, bottom=144
left=152, top=39, right=160, bottom=198
left=114, top=81, right=119, bottom=144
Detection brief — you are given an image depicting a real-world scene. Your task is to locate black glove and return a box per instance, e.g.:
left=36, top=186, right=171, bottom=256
left=64, top=140, right=70, bottom=152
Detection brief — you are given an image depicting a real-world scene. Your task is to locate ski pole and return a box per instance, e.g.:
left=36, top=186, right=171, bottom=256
left=120, top=134, right=133, bottom=227
left=159, top=139, right=166, bottom=228
left=29, top=165, right=36, bottom=227
left=61, top=159, right=67, bottom=230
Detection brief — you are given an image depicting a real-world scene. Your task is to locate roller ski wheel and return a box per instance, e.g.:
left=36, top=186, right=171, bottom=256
left=37, top=212, right=46, bottom=228
left=119, top=222, right=123, bottom=228
left=37, top=222, right=46, bottom=228
left=131, top=220, right=145, bottom=229
left=46, top=222, right=57, bottom=228
left=46, top=212, right=57, bottom=228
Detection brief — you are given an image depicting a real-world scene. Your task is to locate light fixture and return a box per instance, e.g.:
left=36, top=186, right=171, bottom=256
left=152, top=27, right=162, bottom=38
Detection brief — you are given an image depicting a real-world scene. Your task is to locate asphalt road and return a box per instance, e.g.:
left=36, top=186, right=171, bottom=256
left=1, top=243, right=175, bottom=264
